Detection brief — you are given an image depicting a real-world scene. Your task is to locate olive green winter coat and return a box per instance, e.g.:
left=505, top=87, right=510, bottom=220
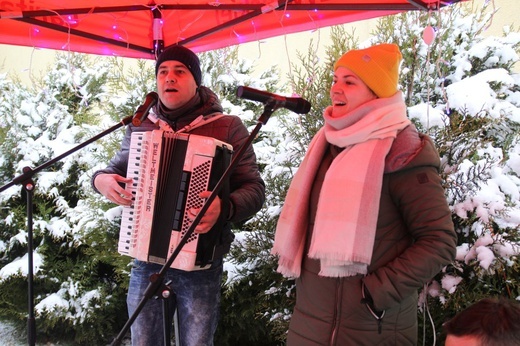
left=287, top=126, right=457, bottom=346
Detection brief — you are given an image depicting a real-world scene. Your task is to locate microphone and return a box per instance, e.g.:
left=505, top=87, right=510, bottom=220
left=237, top=86, right=311, bottom=114
left=132, top=92, right=159, bottom=126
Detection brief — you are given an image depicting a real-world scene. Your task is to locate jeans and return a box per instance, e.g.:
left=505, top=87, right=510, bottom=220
left=127, top=259, right=223, bottom=346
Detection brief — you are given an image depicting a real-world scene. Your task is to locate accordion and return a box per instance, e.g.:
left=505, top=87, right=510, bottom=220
left=118, top=130, right=233, bottom=271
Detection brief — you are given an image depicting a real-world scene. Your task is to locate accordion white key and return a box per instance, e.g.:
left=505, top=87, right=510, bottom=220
left=118, top=130, right=233, bottom=271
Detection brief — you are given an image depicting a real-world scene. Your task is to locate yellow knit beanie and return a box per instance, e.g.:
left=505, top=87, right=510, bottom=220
left=334, top=43, right=402, bottom=98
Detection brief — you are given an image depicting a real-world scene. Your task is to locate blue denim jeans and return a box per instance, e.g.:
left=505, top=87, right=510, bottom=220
left=127, top=259, right=223, bottom=346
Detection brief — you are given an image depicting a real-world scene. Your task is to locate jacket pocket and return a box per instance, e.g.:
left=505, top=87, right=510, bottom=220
left=361, top=281, right=386, bottom=334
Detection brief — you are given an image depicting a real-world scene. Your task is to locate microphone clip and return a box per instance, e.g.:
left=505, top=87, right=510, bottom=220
left=132, top=92, right=159, bottom=127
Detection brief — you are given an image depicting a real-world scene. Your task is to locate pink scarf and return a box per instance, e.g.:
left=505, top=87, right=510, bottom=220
left=272, top=92, right=410, bottom=277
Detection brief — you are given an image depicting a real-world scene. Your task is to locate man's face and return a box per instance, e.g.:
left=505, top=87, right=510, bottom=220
left=156, top=60, right=198, bottom=110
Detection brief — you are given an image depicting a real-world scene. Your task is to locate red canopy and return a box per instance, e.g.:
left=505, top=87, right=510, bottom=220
left=0, top=1, right=463, bottom=60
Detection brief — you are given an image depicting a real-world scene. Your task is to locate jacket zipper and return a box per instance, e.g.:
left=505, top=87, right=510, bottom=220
left=329, top=278, right=342, bottom=345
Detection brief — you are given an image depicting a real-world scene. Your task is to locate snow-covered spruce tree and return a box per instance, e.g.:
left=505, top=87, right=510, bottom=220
left=91, top=47, right=286, bottom=345
left=369, top=3, right=520, bottom=344
left=0, top=46, right=285, bottom=344
left=93, top=47, right=286, bottom=345
left=226, top=26, right=362, bottom=345
left=0, top=52, right=130, bottom=344
left=215, top=28, right=362, bottom=345
left=196, top=47, right=291, bottom=345
left=249, top=2, right=520, bottom=345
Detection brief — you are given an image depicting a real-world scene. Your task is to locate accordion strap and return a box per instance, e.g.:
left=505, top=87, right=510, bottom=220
left=178, top=113, right=226, bottom=133
left=148, top=111, right=225, bottom=134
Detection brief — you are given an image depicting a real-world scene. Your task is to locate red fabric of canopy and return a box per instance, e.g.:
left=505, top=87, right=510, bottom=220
left=0, top=0, right=463, bottom=60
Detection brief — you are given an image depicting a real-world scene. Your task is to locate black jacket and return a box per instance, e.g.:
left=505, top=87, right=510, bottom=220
left=92, top=86, right=265, bottom=259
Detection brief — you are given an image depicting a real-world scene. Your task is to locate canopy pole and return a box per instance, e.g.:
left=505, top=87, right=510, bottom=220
left=152, top=5, right=164, bottom=58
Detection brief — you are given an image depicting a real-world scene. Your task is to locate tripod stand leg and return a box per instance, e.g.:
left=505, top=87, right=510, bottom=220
left=173, top=309, right=180, bottom=346
left=162, top=297, right=171, bottom=346
left=161, top=284, right=175, bottom=346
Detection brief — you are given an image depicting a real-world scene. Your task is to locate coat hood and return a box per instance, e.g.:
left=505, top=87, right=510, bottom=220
left=385, top=125, right=441, bottom=174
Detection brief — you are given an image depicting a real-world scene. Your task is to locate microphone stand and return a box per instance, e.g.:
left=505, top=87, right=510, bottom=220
left=0, top=114, right=137, bottom=346
left=110, top=99, right=280, bottom=346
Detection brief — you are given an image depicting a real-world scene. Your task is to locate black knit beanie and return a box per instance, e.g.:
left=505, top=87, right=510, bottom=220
left=155, top=45, right=202, bottom=86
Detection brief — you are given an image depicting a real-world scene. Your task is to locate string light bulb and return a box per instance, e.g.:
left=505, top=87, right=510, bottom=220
left=422, top=25, right=436, bottom=46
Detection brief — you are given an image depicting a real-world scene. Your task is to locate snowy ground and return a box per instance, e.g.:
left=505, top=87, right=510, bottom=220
left=0, top=320, right=34, bottom=346
left=0, top=320, right=131, bottom=345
